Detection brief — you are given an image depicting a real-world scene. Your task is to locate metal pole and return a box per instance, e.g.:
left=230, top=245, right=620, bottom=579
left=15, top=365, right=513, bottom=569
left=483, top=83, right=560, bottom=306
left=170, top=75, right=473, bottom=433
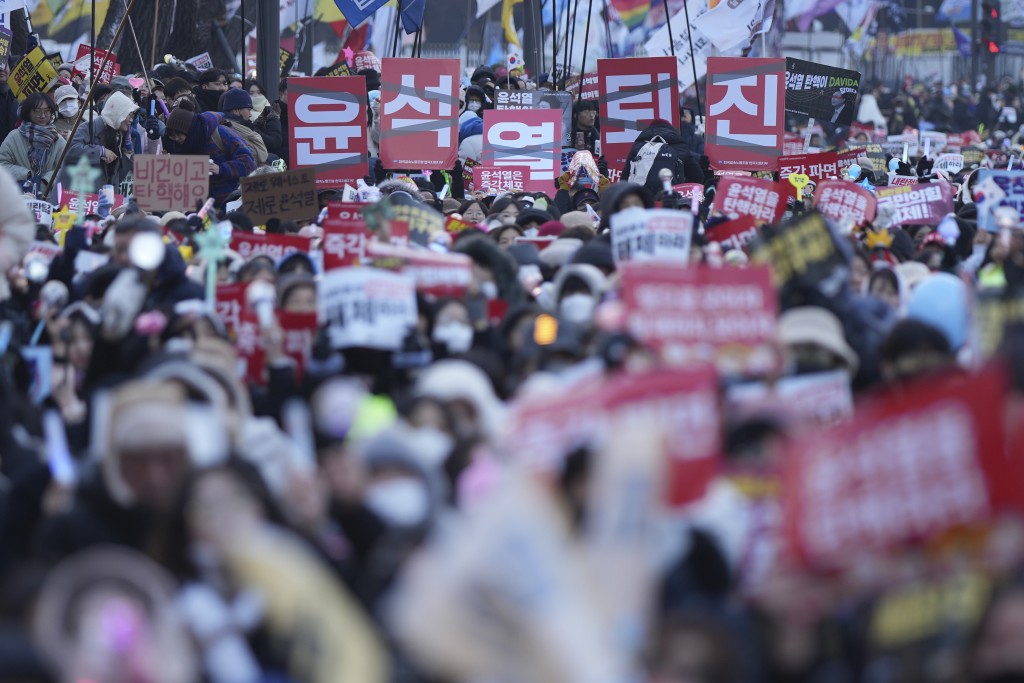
left=677, top=0, right=703, bottom=116
left=523, top=0, right=543, bottom=78
left=972, top=0, right=979, bottom=88
left=576, top=0, right=594, bottom=102
left=257, top=0, right=281, bottom=100
left=151, top=0, right=160, bottom=68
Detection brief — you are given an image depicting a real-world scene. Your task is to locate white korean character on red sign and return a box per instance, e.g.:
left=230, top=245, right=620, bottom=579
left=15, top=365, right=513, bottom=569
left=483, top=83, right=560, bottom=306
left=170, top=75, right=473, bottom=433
left=598, top=57, right=679, bottom=169
left=384, top=73, right=454, bottom=146
left=707, top=58, right=785, bottom=172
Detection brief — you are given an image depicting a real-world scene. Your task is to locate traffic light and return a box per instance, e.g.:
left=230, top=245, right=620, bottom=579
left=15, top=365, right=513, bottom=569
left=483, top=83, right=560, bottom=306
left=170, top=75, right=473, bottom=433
left=981, top=0, right=1003, bottom=54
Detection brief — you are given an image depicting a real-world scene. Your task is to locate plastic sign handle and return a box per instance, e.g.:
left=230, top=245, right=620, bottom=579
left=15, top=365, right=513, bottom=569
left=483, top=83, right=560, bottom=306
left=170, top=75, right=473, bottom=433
left=789, top=173, right=810, bottom=202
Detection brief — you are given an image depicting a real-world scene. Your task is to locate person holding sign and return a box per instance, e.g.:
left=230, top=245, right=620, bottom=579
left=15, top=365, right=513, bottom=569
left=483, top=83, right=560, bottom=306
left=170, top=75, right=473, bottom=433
left=68, top=92, right=139, bottom=193
left=162, top=107, right=256, bottom=207
left=0, top=93, right=66, bottom=198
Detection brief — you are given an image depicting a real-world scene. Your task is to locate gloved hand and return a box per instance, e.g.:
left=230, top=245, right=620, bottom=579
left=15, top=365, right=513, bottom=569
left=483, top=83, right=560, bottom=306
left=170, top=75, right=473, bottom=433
left=145, top=117, right=165, bottom=141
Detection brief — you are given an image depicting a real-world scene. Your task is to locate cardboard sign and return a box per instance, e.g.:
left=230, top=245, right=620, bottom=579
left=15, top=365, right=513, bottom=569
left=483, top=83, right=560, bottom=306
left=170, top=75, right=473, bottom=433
left=705, top=215, right=759, bottom=251
left=784, top=58, right=861, bottom=126
left=621, top=263, right=777, bottom=368
left=230, top=232, right=313, bottom=261
left=706, top=57, right=785, bottom=172
left=289, top=76, right=368, bottom=187
left=814, top=179, right=877, bottom=225
left=365, top=242, right=473, bottom=297
left=481, top=109, right=562, bottom=193
left=10, top=47, right=59, bottom=100
left=610, top=207, right=693, bottom=265
left=240, top=168, right=318, bottom=224
left=134, top=155, right=209, bottom=212
left=319, top=267, right=418, bottom=351
left=975, top=171, right=1024, bottom=232
left=322, top=203, right=370, bottom=270
left=379, top=58, right=459, bottom=170
left=783, top=368, right=1007, bottom=570
left=388, top=201, right=443, bottom=247
left=185, top=52, right=214, bottom=71
left=935, top=153, right=965, bottom=175
left=962, top=146, right=986, bottom=168
left=875, top=182, right=953, bottom=227
left=759, top=211, right=847, bottom=291
left=73, top=45, right=118, bottom=85
left=714, top=176, right=784, bottom=224
left=597, top=56, right=679, bottom=170
left=472, top=165, right=529, bottom=193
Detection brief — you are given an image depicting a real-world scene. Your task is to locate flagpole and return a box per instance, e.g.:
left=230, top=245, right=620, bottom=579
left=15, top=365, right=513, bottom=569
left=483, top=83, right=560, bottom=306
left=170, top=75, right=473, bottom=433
left=576, top=0, right=593, bottom=102
left=677, top=0, right=703, bottom=116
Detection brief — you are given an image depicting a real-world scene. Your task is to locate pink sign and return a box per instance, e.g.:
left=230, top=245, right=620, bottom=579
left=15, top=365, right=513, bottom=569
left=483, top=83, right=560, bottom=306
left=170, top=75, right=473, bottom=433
left=482, top=109, right=562, bottom=193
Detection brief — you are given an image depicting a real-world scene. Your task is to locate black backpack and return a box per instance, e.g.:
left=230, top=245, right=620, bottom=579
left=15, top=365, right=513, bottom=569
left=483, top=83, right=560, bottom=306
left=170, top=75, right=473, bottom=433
left=627, top=135, right=686, bottom=193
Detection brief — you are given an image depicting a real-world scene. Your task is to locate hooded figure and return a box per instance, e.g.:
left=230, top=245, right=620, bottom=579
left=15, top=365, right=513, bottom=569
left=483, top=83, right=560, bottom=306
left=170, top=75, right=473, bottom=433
left=550, top=263, right=608, bottom=326
left=622, top=119, right=704, bottom=195
left=162, top=108, right=256, bottom=204
left=68, top=91, right=139, bottom=190
left=598, top=181, right=654, bottom=232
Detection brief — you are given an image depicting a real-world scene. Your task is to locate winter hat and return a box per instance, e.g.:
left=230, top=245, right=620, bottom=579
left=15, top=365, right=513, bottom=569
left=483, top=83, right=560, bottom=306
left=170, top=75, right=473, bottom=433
left=515, top=208, right=552, bottom=228
left=778, top=306, right=859, bottom=373
left=357, top=68, right=381, bottom=92
left=552, top=263, right=609, bottom=303
left=92, top=84, right=113, bottom=103
left=166, top=107, right=195, bottom=135
left=54, top=85, right=77, bottom=104
left=507, top=242, right=541, bottom=267
left=537, top=220, right=566, bottom=237
left=906, top=272, right=968, bottom=350
left=560, top=211, right=592, bottom=230
left=414, top=359, right=505, bottom=439
left=572, top=188, right=601, bottom=210
left=222, top=87, right=253, bottom=112
left=538, top=237, right=583, bottom=269
left=100, top=91, right=139, bottom=129
left=571, top=240, right=615, bottom=272
left=224, top=210, right=255, bottom=233
left=110, top=75, right=132, bottom=93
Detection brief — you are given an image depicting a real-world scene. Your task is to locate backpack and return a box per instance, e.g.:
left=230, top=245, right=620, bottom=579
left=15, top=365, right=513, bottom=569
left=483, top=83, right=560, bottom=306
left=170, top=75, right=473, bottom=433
left=626, top=135, right=685, bottom=191
left=219, top=119, right=268, bottom=165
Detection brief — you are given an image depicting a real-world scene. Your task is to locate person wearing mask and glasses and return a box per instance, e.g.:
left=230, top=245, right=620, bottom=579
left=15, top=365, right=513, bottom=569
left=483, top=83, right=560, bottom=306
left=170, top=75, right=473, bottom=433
left=0, top=93, right=66, bottom=198
left=53, top=85, right=80, bottom=140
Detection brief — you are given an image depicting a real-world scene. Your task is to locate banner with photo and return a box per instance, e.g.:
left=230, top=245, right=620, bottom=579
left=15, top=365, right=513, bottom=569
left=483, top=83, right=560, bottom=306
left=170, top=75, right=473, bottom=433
left=784, top=58, right=861, bottom=126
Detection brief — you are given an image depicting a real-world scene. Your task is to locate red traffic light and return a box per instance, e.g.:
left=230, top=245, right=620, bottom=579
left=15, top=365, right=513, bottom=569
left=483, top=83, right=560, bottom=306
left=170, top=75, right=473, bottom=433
left=989, top=40, right=1001, bottom=52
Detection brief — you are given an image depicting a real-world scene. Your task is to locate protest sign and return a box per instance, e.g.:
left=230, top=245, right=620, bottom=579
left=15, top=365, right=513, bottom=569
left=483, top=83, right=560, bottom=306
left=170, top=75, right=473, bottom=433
left=388, top=200, right=443, bottom=247
left=727, top=370, right=854, bottom=430
left=230, top=232, right=314, bottom=262
left=783, top=368, right=1007, bottom=570
left=185, top=52, right=214, bottom=71
left=280, top=47, right=295, bottom=73
left=784, top=58, right=861, bottom=126
left=674, top=183, right=705, bottom=205
left=323, top=203, right=370, bottom=270
left=610, top=207, right=693, bottom=265
left=472, top=166, right=529, bottom=193
left=759, top=211, right=848, bottom=292
left=643, top=0, right=712, bottom=91
left=496, top=90, right=573, bottom=147
left=564, top=72, right=600, bottom=100
left=621, top=263, right=777, bottom=370
left=73, top=45, right=118, bottom=85
left=975, top=171, right=1024, bottom=231
left=352, top=50, right=382, bottom=72
left=235, top=310, right=318, bottom=385
left=134, top=155, right=209, bottom=212
left=875, top=182, right=953, bottom=227
left=935, top=153, right=965, bottom=175
left=379, top=58, right=459, bottom=170
left=975, top=291, right=1024, bottom=357
left=706, top=215, right=759, bottom=251
left=240, top=168, right=318, bottom=224
left=814, top=179, right=876, bottom=225
left=714, top=176, right=784, bottom=224
left=319, top=267, right=418, bottom=351
left=778, top=151, right=844, bottom=181
left=57, top=189, right=126, bottom=216
left=24, top=199, right=51, bottom=226
left=962, top=146, right=986, bottom=168
left=289, top=77, right=368, bottom=186
left=885, top=132, right=920, bottom=159
left=0, top=28, right=12, bottom=64
left=482, top=109, right=562, bottom=193
left=321, top=60, right=351, bottom=78
left=29, top=241, right=62, bottom=265
left=10, top=47, right=59, bottom=100
left=597, top=57, right=679, bottom=170
left=887, top=174, right=918, bottom=186
left=216, top=282, right=249, bottom=338
left=920, top=130, right=948, bottom=156
left=706, top=58, right=785, bottom=172
left=365, top=242, right=473, bottom=297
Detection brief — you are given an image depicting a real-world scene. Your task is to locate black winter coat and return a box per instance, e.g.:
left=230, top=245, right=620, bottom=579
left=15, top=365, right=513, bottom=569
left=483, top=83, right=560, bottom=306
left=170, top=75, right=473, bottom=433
left=622, top=122, right=705, bottom=195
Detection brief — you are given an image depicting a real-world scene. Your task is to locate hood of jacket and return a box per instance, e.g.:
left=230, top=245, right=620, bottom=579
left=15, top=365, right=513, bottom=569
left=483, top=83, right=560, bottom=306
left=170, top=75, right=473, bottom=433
left=598, top=181, right=653, bottom=231
left=634, top=120, right=686, bottom=147
left=101, top=92, right=139, bottom=130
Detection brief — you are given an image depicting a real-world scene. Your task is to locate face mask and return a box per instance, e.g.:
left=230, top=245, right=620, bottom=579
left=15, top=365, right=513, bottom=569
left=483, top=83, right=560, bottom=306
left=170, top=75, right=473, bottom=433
left=59, top=101, right=78, bottom=118
left=365, top=478, right=430, bottom=527
left=560, top=293, right=596, bottom=324
left=433, top=321, right=474, bottom=353
left=480, top=281, right=499, bottom=300
left=467, top=100, right=482, bottom=112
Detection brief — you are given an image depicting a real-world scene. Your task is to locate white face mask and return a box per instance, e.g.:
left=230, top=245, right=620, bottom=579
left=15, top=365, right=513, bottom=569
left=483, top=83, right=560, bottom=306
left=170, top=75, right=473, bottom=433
left=433, top=321, right=474, bottom=353
left=365, top=478, right=430, bottom=528
left=467, top=100, right=482, bottom=112
left=59, top=101, right=78, bottom=118
left=560, top=293, right=596, bottom=324
left=480, top=281, right=499, bottom=300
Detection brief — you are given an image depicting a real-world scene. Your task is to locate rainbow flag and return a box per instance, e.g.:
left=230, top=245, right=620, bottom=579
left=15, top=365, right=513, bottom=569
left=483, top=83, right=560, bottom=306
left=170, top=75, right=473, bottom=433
left=611, top=0, right=650, bottom=28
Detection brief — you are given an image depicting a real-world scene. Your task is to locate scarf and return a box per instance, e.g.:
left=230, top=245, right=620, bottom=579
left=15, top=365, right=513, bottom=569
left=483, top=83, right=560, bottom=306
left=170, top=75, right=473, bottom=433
left=19, top=122, right=58, bottom=174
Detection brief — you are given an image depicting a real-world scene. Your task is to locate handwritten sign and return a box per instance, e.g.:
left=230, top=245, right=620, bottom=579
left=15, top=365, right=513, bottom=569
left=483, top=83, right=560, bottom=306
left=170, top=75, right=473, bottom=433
left=134, top=155, right=209, bottom=212
left=240, top=168, right=318, bottom=224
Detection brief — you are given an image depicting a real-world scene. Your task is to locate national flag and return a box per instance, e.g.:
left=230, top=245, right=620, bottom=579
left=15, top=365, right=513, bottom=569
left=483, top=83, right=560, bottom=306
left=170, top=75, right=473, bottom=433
left=953, top=26, right=971, bottom=56
left=610, top=0, right=650, bottom=29
left=693, top=0, right=767, bottom=52
left=400, top=0, right=426, bottom=32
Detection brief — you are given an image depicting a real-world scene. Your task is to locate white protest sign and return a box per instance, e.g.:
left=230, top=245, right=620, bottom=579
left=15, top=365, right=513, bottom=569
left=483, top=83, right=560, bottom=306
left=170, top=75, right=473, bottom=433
left=935, top=153, right=965, bottom=175
left=610, top=208, right=693, bottom=265
left=319, top=267, right=417, bottom=351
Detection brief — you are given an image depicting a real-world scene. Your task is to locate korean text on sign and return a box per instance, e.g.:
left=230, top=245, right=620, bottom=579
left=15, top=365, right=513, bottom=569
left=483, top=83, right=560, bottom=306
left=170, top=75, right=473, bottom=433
left=813, top=179, right=876, bottom=225
left=610, top=207, right=693, bottom=265
left=597, top=56, right=679, bottom=170
left=319, top=267, right=418, bottom=351
left=323, top=203, right=370, bottom=270
left=482, top=109, right=562, bottom=193
left=289, top=76, right=368, bottom=186
left=472, top=166, right=529, bottom=193
left=240, top=168, right=319, bottom=224
left=706, top=57, right=785, bottom=172
left=379, top=58, right=459, bottom=170
left=134, top=155, right=209, bottom=213
left=715, top=176, right=783, bottom=224
left=875, top=182, right=953, bottom=227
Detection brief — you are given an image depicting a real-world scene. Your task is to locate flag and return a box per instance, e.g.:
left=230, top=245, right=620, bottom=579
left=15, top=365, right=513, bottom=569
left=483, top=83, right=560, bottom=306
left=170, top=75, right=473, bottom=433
left=334, top=0, right=390, bottom=27
left=953, top=26, right=971, bottom=56
left=503, top=0, right=522, bottom=46
left=610, top=0, right=650, bottom=28
left=477, top=0, right=503, bottom=17
left=692, top=0, right=768, bottom=52
left=401, top=0, right=426, bottom=32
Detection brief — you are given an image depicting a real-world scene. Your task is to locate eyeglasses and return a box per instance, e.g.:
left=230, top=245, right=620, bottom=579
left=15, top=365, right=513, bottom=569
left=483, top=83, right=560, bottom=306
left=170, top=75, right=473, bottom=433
left=31, top=107, right=52, bottom=115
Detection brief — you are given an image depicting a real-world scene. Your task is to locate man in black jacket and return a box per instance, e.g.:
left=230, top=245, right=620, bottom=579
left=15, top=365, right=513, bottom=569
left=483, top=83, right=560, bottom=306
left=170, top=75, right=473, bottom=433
left=192, top=68, right=229, bottom=113
left=622, top=119, right=704, bottom=196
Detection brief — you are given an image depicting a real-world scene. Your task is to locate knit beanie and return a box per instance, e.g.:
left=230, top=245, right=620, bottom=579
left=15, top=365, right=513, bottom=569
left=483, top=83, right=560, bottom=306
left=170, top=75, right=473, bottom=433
left=167, top=107, right=195, bottom=135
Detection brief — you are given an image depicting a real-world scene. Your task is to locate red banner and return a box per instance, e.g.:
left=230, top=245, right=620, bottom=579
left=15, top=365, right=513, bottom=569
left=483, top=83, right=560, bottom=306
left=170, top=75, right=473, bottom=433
left=706, top=57, right=785, bottom=172
left=565, top=72, right=600, bottom=100
left=379, top=58, right=459, bottom=170
left=621, top=264, right=777, bottom=367
left=714, top=176, right=784, bottom=224
left=322, top=203, right=370, bottom=270
left=366, top=242, right=473, bottom=297
left=472, top=165, right=530, bottom=193
left=783, top=368, right=1008, bottom=570
left=230, top=232, right=313, bottom=261
left=288, top=76, right=368, bottom=187
left=215, top=282, right=249, bottom=338
left=58, top=188, right=126, bottom=215
left=875, top=182, right=954, bottom=227
left=236, top=310, right=319, bottom=385
left=482, top=109, right=562, bottom=193
left=74, top=45, right=119, bottom=84
left=814, top=179, right=877, bottom=225
left=706, top=215, right=759, bottom=251
left=597, top=56, right=679, bottom=171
